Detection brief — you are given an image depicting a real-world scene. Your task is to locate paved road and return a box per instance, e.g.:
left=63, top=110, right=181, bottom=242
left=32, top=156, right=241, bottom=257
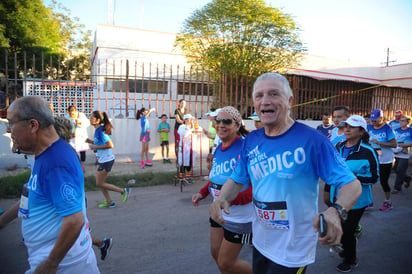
left=1, top=170, right=412, bottom=273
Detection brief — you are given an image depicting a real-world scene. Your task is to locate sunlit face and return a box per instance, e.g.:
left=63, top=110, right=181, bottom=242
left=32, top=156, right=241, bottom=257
left=179, top=100, right=186, bottom=109
left=343, top=125, right=363, bottom=142
left=399, top=117, right=409, bottom=128
left=333, top=110, right=348, bottom=127
left=215, top=112, right=239, bottom=142
left=253, top=78, right=292, bottom=129
left=371, top=117, right=383, bottom=127
left=6, top=104, right=35, bottom=154
left=322, top=115, right=331, bottom=126
left=69, top=108, right=77, bottom=118
left=90, top=115, right=100, bottom=126
left=184, top=118, right=192, bottom=125
left=254, top=120, right=263, bottom=129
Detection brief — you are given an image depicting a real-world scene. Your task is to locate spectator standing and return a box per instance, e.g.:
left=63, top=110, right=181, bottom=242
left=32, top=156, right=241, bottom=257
left=178, top=114, right=201, bottom=182
left=248, top=111, right=263, bottom=130
left=174, top=99, right=190, bottom=158
left=330, top=106, right=350, bottom=145
left=367, top=108, right=397, bottom=211
left=0, top=96, right=99, bottom=273
left=326, top=115, right=379, bottom=272
left=86, top=111, right=130, bottom=208
left=389, top=110, right=403, bottom=130
left=158, top=114, right=172, bottom=164
left=66, top=105, right=90, bottom=171
left=316, top=112, right=334, bottom=139
left=209, top=73, right=361, bottom=273
left=392, top=115, right=412, bottom=193
left=136, top=107, right=156, bottom=169
left=192, top=106, right=252, bottom=274
left=203, top=109, right=217, bottom=153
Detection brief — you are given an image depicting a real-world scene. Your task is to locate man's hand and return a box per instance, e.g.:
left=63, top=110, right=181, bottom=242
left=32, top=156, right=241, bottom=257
left=313, top=207, right=342, bottom=246
left=209, top=199, right=230, bottom=224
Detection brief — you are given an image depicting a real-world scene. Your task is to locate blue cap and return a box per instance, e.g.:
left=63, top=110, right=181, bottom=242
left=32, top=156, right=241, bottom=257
left=370, top=109, right=383, bottom=121
left=248, top=112, right=260, bottom=121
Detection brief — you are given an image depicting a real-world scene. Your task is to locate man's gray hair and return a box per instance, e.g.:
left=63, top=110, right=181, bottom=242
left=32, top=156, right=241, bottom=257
left=12, top=96, right=54, bottom=128
left=253, top=72, right=293, bottom=98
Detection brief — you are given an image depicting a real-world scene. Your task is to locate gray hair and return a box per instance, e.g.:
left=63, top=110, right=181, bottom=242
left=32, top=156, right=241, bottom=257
left=253, top=72, right=293, bottom=98
left=11, top=96, right=55, bottom=128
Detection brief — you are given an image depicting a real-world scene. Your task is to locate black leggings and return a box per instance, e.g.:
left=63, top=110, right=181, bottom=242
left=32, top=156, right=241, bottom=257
left=341, top=207, right=365, bottom=263
left=379, top=163, right=393, bottom=193
left=79, top=151, right=86, bottom=162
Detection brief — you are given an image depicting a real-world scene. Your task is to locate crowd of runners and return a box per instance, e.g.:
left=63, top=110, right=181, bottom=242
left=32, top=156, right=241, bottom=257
left=0, top=72, right=411, bottom=273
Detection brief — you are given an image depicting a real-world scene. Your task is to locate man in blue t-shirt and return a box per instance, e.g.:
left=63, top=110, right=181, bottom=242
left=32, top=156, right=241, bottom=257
left=316, top=112, right=334, bottom=139
left=210, top=73, right=361, bottom=273
left=0, top=96, right=99, bottom=273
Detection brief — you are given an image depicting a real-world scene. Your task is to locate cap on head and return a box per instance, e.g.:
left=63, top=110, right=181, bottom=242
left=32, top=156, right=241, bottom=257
left=339, top=115, right=367, bottom=130
left=248, top=112, right=260, bottom=121
left=183, top=114, right=193, bottom=120
left=370, top=109, right=383, bottom=121
left=209, top=108, right=221, bottom=117
left=395, top=110, right=403, bottom=118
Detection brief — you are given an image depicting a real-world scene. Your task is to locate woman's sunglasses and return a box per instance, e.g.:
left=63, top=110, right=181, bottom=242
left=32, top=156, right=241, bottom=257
left=215, top=117, right=233, bottom=125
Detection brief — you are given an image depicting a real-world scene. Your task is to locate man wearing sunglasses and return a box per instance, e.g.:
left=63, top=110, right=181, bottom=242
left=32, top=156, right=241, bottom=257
left=210, top=72, right=361, bottom=273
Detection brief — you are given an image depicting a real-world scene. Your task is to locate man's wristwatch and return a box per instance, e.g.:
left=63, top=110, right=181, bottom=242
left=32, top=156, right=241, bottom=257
left=330, top=203, right=348, bottom=222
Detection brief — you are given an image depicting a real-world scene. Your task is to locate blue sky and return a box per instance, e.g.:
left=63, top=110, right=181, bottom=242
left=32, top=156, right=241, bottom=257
left=45, top=0, right=412, bottom=66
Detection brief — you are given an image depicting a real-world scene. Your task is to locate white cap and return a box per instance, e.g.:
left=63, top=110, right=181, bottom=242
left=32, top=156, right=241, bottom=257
left=210, top=108, right=221, bottom=117
left=248, top=112, right=260, bottom=121
left=183, top=114, right=193, bottom=120
left=339, top=115, right=367, bottom=130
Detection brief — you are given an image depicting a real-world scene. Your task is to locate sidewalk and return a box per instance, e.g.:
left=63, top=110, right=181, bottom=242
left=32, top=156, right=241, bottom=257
left=1, top=169, right=411, bottom=273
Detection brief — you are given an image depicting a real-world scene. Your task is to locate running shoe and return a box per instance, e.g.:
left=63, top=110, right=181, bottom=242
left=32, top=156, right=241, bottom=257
left=163, top=159, right=166, bottom=164
left=140, top=161, right=145, bottom=169
left=379, top=201, right=393, bottom=211
left=391, top=189, right=401, bottom=194
left=100, top=238, right=113, bottom=260
left=145, top=159, right=153, bottom=166
left=98, top=200, right=116, bottom=208
left=404, top=177, right=411, bottom=188
left=354, top=224, right=362, bottom=238
left=166, top=159, right=172, bottom=164
left=336, top=259, right=358, bottom=273
left=121, top=187, right=131, bottom=203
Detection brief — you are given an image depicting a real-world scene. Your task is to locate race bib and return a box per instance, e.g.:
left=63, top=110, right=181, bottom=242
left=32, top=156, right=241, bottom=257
left=209, top=182, right=222, bottom=201
left=253, top=199, right=289, bottom=230
left=18, top=185, right=29, bottom=219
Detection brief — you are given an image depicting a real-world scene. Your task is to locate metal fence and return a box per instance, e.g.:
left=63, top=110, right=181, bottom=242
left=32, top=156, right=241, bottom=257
left=1, top=50, right=412, bottom=120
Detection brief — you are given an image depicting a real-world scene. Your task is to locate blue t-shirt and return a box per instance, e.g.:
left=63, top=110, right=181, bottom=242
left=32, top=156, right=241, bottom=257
left=394, top=127, right=412, bottom=158
left=21, top=138, right=91, bottom=267
left=316, top=124, right=334, bottom=139
left=330, top=127, right=346, bottom=145
left=389, top=120, right=401, bottom=131
left=158, top=122, right=170, bottom=141
left=209, top=136, right=254, bottom=226
left=367, top=124, right=396, bottom=164
left=230, top=122, right=356, bottom=267
left=141, top=115, right=150, bottom=133
left=94, top=126, right=115, bottom=163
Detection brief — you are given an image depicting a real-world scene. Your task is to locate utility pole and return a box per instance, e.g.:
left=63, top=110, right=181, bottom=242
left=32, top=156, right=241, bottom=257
left=382, top=48, right=396, bottom=67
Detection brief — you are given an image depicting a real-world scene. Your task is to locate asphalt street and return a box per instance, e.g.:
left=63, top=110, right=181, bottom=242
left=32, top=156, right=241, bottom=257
left=1, top=169, right=412, bottom=274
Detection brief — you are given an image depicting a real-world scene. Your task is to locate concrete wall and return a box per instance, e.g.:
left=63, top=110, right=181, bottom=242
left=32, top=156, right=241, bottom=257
left=0, top=118, right=321, bottom=170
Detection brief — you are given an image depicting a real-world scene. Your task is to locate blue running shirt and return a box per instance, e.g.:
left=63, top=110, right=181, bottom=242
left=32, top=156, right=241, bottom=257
left=367, top=124, right=396, bottom=164
left=209, top=137, right=254, bottom=225
left=231, top=122, right=356, bottom=267
left=21, top=139, right=92, bottom=269
left=394, top=127, right=412, bottom=159
left=94, top=126, right=115, bottom=163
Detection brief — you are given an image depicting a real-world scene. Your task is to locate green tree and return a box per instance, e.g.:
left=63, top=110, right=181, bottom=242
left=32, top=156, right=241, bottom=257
left=0, top=0, right=92, bottom=104
left=175, top=0, right=305, bottom=78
